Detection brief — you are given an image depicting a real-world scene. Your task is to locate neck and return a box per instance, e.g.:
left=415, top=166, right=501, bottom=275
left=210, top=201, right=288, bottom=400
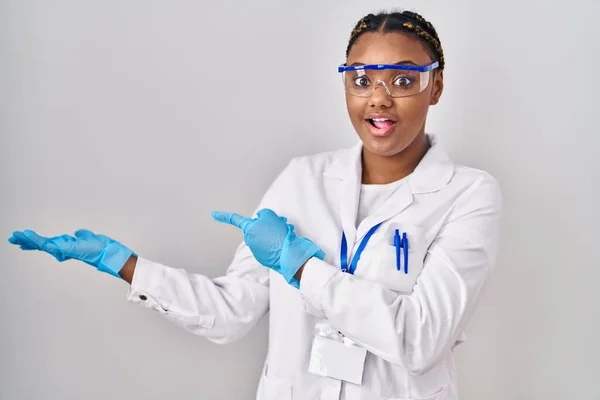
left=361, top=134, right=429, bottom=185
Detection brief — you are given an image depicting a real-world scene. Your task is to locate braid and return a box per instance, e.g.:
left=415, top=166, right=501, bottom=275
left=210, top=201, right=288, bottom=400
left=403, top=11, right=438, bottom=37
left=350, top=17, right=368, bottom=40
left=399, top=11, right=445, bottom=70
left=346, top=13, right=385, bottom=58
left=345, top=10, right=445, bottom=71
left=400, top=19, right=445, bottom=70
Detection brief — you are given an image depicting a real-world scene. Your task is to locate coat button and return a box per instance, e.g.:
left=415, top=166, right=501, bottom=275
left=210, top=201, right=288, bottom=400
left=139, top=295, right=147, bottom=301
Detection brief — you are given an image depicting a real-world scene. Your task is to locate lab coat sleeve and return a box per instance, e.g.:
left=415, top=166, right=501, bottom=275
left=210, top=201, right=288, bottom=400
left=125, top=159, right=297, bottom=345
left=127, top=244, right=269, bottom=345
left=299, top=175, right=502, bottom=375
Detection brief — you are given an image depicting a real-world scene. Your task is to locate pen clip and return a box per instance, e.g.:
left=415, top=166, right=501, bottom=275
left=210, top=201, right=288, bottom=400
left=402, top=232, right=408, bottom=274
left=394, top=229, right=401, bottom=271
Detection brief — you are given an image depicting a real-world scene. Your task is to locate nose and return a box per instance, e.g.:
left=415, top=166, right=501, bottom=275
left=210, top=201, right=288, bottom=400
left=368, top=80, right=393, bottom=108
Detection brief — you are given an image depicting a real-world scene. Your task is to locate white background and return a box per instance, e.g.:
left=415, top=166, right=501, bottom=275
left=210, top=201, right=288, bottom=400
left=1, top=0, right=599, bottom=399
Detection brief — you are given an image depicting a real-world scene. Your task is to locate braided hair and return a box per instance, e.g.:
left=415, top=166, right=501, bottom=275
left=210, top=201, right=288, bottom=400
left=346, top=10, right=445, bottom=71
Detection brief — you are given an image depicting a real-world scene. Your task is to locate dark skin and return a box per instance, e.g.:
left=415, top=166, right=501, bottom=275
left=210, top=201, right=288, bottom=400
left=295, top=31, right=444, bottom=280
left=120, top=31, right=445, bottom=285
left=348, top=31, right=444, bottom=185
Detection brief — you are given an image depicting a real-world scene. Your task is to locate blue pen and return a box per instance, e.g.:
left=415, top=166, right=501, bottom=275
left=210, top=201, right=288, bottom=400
left=402, top=232, right=408, bottom=274
left=394, top=229, right=401, bottom=271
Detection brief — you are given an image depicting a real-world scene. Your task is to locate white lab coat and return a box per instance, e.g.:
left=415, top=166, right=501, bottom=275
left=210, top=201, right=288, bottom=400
left=127, top=134, right=502, bottom=400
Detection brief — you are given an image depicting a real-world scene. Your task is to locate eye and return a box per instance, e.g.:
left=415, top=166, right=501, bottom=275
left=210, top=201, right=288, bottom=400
left=393, top=76, right=412, bottom=88
left=353, top=76, right=370, bottom=87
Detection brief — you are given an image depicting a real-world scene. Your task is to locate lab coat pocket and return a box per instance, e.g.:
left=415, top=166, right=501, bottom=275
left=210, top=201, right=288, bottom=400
left=361, top=224, right=426, bottom=294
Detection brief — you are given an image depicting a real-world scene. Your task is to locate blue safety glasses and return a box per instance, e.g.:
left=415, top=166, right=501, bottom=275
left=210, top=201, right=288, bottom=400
left=338, top=61, right=439, bottom=98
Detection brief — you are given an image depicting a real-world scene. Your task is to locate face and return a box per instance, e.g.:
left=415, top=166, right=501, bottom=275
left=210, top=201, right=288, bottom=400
left=345, top=32, right=444, bottom=157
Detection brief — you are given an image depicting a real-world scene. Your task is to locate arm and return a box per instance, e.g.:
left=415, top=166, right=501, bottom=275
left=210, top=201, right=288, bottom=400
left=9, top=228, right=271, bottom=344
left=9, top=160, right=299, bottom=344
left=118, top=255, right=137, bottom=283
left=121, top=161, right=304, bottom=343
left=298, top=176, right=502, bottom=374
left=124, top=242, right=270, bottom=345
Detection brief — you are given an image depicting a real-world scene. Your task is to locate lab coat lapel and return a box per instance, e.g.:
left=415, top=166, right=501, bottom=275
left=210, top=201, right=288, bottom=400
left=338, top=144, right=363, bottom=248
left=355, top=183, right=413, bottom=241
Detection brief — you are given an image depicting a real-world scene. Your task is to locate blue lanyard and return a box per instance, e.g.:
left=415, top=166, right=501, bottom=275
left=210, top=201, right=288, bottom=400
left=340, top=223, right=383, bottom=274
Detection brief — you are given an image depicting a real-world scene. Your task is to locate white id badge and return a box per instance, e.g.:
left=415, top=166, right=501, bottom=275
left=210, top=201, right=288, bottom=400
left=308, top=321, right=367, bottom=385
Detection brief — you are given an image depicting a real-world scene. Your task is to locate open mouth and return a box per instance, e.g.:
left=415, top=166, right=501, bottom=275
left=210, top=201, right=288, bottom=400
left=365, top=117, right=397, bottom=137
left=367, top=118, right=396, bottom=129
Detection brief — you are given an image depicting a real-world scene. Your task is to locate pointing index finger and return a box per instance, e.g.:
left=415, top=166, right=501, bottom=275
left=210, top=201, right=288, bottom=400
left=211, top=211, right=254, bottom=231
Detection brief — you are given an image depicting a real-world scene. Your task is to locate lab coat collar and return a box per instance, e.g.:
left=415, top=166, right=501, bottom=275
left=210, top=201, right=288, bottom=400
left=407, top=134, right=455, bottom=194
left=325, top=134, right=454, bottom=244
left=324, top=134, right=454, bottom=193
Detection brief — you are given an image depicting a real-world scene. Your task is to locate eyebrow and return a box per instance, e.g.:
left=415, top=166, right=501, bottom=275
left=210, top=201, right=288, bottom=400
left=349, top=60, right=418, bottom=66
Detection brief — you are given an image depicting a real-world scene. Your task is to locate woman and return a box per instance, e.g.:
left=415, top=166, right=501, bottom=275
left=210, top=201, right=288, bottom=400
left=8, top=10, right=502, bottom=400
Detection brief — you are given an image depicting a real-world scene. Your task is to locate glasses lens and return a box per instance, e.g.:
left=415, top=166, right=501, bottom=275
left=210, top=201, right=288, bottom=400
left=342, top=69, right=432, bottom=98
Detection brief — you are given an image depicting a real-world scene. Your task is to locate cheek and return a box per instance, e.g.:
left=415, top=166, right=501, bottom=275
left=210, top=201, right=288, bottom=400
left=394, top=96, right=430, bottom=127
left=346, top=96, right=367, bottom=124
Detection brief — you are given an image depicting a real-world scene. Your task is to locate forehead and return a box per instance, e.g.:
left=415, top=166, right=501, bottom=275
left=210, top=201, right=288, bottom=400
left=347, top=31, right=433, bottom=65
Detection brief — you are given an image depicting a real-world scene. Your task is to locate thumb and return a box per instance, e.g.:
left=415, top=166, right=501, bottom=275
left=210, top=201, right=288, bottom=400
left=74, top=229, right=96, bottom=240
left=256, top=208, right=279, bottom=220
left=211, top=211, right=254, bottom=231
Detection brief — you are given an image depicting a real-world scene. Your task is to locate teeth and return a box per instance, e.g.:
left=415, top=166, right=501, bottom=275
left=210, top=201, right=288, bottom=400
left=372, top=118, right=392, bottom=122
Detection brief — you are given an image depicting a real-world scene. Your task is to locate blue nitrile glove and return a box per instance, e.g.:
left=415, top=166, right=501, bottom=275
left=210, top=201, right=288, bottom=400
left=211, top=208, right=325, bottom=288
left=8, top=229, right=135, bottom=279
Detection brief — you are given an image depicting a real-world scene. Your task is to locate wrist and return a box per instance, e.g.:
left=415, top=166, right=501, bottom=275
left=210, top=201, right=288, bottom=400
left=118, top=255, right=138, bottom=284
left=294, top=259, right=310, bottom=280
left=98, top=242, right=135, bottom=278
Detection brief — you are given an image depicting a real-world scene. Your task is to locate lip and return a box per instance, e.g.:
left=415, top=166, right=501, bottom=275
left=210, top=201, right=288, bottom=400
left=364, top=113, right=398, bottom=121
left=364, top=113, right=398, bottom=137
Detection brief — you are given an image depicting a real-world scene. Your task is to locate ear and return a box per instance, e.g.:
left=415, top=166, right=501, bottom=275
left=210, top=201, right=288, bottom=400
left=429, top=70, right=444, bottom=105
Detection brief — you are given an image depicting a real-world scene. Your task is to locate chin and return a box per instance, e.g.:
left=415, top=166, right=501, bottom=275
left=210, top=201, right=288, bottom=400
left=361, top=135, right=410, bottom=158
